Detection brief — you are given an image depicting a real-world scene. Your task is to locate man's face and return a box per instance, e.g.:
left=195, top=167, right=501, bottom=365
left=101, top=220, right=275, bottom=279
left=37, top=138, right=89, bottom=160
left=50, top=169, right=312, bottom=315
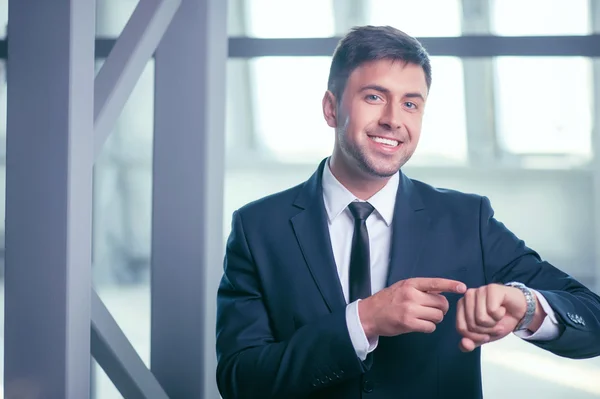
left=324, top=59, right=428, bottom=179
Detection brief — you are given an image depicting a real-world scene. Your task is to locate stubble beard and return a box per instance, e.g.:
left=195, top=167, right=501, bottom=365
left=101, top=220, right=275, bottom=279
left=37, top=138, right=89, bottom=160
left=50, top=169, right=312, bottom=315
left=338, top=130, right=410, bottom=178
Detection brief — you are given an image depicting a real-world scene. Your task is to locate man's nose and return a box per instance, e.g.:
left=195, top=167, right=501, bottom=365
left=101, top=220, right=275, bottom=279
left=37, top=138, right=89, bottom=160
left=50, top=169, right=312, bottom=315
left=379, top=103, right=402, bottom=130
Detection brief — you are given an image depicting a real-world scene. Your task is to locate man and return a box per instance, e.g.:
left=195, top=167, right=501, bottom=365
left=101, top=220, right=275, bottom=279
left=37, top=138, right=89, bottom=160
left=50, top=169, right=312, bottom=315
left=215, top=26, right=600, bottom=399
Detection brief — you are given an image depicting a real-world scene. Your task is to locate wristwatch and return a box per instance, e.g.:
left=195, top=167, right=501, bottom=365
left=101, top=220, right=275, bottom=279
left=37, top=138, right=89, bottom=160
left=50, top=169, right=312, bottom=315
left=505, top=282, right=536, bottom=331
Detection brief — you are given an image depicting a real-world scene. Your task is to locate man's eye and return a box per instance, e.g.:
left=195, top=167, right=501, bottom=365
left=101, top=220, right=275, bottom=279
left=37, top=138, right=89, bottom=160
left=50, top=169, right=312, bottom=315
left=366, top=94, right=381, bottom=101
left=405, top=102, right=416, bottom=109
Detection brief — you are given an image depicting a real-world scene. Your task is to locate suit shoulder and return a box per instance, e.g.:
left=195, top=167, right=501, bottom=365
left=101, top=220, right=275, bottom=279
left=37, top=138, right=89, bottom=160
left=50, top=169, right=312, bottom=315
left=410, top=178, right=485, bottom=212
left=235, top=181, right=305, bottom=219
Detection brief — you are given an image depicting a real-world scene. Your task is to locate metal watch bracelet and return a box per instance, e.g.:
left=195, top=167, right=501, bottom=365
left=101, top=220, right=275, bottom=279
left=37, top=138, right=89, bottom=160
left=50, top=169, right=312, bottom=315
left=505, top=282, right=536, bottom=331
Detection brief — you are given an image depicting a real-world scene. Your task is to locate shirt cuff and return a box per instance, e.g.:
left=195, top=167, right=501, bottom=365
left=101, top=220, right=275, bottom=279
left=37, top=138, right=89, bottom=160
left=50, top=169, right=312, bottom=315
left=514, top=289, right=560, bottom=341
left=345, top=300, right=379, bottom=361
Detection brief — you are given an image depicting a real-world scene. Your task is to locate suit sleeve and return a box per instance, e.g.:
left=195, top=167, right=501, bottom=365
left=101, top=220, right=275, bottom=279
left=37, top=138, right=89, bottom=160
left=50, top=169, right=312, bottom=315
left=479, top=196, right=600, bottom=359
left=215, top=210, right=367, bottom=399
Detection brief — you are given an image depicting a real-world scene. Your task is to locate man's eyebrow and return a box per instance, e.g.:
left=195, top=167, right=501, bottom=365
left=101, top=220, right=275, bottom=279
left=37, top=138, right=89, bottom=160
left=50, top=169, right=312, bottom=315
left=404, top=92, right=425, bottom=102
left=359, top=84, right=390, bottom=94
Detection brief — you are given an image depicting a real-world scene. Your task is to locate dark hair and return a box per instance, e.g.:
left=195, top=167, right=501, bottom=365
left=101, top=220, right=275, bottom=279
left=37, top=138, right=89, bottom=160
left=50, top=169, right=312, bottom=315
left=327, top=25, right=432, bottom=100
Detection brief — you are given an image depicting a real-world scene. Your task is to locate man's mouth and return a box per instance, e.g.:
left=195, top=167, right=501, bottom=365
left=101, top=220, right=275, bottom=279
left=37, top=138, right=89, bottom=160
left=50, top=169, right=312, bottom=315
left=368, top=135, right=401, bottom=147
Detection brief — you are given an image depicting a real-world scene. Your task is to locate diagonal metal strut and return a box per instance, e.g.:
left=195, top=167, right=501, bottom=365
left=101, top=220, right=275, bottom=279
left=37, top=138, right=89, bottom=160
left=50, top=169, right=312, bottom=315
left=94, top=0, right=181, bottom=160
left=91, top=291, right=169, bottom=399
left=91, top=0, right=181, bottom=397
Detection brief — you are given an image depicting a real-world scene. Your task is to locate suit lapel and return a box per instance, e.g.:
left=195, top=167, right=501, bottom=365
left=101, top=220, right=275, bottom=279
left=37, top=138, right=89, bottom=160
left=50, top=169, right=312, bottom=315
left=290, top=159, right=347, bottom=313
left=386, top=173, right=431, bottom=286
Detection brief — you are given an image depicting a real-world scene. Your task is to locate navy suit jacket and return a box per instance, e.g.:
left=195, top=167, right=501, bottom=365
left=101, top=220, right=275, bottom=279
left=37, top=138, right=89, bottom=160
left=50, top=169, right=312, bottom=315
left=216, top=159, right=600, bottom=399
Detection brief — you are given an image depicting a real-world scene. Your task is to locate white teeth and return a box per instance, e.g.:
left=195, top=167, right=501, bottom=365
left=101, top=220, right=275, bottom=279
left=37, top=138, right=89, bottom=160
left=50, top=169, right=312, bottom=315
left=370, top=136, right=399, bottom=147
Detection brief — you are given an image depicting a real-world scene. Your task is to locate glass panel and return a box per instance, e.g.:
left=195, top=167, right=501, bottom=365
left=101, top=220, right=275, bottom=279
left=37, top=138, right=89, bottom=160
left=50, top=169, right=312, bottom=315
left=492, top=0, right=590, bottom=36
left=240, top=56, right=467, bottom=164
left=226, top=60, right=255, bottom=152
left=241, top=0, right=335, bottom=38
left=0, top=0, right=6, bottom=38
left=232, top=0, right=462, bottom=38
left=413, top=56, right=467, bottom=164
left=366, top=0, right=462, bottom=37
left=93, top=60, right=153, bottom=398
left=494, top=57, right=593, bottom=156
left=249, top=56, right=333, bottom=163
left=96, top=0, right=139, bottom=37
left=93, top=359, right=123, bottom=398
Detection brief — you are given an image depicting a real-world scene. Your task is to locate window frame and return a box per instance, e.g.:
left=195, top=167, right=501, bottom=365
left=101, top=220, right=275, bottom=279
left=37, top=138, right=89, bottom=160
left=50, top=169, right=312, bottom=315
left=219, top=0, right=600, bottom=170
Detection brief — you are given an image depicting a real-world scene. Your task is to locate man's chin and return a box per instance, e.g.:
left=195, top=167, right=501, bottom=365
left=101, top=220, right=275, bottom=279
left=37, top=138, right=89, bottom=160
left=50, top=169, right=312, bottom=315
left=371, top=169, right=399, bottom=179
left=360, top=162, right=402, bottom=179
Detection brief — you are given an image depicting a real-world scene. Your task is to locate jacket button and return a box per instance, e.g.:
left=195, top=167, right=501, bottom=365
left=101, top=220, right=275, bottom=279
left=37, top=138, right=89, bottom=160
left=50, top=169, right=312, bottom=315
left=363, top=380, right=374, bottom=393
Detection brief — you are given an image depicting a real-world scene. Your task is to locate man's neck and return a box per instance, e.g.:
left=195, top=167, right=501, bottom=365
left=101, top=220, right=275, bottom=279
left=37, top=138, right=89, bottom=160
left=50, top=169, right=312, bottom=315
left=328, top=157, right=391, bottom=201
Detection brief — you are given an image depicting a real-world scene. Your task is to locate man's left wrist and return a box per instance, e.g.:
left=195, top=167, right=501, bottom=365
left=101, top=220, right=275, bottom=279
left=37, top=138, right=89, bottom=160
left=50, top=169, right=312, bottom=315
left=505, top=282, right=536, bottom=331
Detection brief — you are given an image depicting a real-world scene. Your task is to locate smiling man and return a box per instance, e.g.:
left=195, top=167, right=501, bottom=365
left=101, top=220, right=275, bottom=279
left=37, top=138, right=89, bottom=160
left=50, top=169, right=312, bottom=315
left=216, top=26, right=600, bottom=399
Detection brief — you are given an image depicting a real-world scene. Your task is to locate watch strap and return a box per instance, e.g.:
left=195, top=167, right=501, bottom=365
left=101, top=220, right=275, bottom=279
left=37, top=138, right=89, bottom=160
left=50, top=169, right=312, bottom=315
left=505, top=282, right=536, bottom=331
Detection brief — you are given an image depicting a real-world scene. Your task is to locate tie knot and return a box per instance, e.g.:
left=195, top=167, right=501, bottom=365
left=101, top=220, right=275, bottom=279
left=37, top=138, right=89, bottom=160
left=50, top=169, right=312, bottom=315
left=348, top=201, right=375, bottom=221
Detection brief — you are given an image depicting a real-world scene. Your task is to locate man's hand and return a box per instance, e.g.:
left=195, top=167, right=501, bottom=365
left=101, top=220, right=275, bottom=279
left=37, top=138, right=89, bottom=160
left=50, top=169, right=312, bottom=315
left=358, top=278, right=467, bottom=340
left=455, top=283, right=542, bottom=352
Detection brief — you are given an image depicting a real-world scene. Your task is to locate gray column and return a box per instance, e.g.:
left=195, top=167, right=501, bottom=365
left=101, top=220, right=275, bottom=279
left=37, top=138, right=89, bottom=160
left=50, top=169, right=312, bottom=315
left=4, top=1, right=95, bottom=399
left=461, top=0, right=499, bottom=166
left=151, top=0, right=227, bottom=398
left=591, top=0, right=600, bottom=293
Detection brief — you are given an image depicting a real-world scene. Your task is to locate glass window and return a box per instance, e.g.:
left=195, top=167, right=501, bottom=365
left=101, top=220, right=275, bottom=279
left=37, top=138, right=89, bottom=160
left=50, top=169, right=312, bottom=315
left=96, top=0, right=139, bottom=36
left=239, top=56, right=467, bottom=164
left=232, top=0, right=462, bottom=38
left=0, top=0, right=6, bottom=38
left=494, top=57, right=593, bottom=156
left=242, top=0, right=335, bottom=38
left=93, top=60, right=153, bottom=399
left=492, top=0, right=590, bottom=36
left=413, top=56, right=467, bottom=164
left=249, top=56, right=334, bottom=163
left=366, top=0, right=462, bottom=37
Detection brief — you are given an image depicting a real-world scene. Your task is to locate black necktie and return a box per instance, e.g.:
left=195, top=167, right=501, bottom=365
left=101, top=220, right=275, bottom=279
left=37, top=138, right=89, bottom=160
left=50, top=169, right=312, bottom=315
left=348, top=201, right=375, bottom=302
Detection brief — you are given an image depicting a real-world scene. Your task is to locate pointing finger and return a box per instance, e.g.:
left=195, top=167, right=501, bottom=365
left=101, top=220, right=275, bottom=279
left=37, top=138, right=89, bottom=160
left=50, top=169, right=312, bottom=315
left=410, top=278, right=467, bottom=294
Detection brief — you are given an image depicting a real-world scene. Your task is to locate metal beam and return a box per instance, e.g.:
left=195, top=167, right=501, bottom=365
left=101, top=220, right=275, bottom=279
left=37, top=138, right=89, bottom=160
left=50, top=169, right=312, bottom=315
left=0, top=34, right=585, bottom=60
left=225, top=35, right=600, bottom=57
left=151, top=0, right=227, bottom=398
left=94, top=0, right=181, bottom=160
left=91, top=291, right=169, bottom=399
left=4, top=1, right=94, bottom=398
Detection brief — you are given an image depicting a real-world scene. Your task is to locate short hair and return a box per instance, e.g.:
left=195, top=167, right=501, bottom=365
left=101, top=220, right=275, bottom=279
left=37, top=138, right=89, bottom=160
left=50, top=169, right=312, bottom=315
left=327, top=25, right=432, bottom=100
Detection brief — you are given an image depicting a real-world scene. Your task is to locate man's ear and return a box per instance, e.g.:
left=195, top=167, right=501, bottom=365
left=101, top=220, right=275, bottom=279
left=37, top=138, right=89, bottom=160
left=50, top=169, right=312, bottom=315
left=322, top=90, right=338, bottom=128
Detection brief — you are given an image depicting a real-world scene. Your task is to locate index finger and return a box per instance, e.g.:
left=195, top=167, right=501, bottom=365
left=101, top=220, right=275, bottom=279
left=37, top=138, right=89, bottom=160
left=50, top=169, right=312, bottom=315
left=409, top=278, right=467, bottom=294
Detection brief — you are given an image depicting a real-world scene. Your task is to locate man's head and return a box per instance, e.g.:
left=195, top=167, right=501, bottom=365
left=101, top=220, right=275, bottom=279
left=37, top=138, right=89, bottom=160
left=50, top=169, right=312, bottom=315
left=323, top=26, right=431, bottom=184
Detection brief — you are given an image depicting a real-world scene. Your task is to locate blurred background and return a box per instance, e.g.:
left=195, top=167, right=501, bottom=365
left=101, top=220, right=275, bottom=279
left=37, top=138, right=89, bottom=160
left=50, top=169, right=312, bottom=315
left=2, top=0, right=600, bottom=397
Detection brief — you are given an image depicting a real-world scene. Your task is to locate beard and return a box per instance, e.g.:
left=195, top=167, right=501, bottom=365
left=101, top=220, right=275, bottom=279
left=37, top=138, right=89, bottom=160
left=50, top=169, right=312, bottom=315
left=337, top=129, right=412, bottom=178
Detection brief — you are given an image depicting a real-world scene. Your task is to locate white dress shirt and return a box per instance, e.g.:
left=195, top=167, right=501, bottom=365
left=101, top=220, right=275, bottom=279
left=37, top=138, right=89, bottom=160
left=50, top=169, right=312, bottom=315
left=321, top=161, right=560, bottom=361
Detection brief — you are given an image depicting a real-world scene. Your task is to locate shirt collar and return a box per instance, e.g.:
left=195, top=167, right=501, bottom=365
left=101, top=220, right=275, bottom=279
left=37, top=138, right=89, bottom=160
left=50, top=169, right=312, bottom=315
left=322, top=159, right=399, bottom=226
